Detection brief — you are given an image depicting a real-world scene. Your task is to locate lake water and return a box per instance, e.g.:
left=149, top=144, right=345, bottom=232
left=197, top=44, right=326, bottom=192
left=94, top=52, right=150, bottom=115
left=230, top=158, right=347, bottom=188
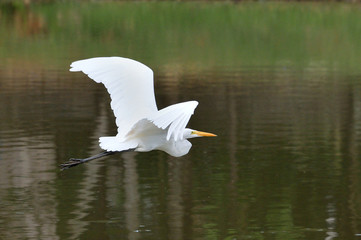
left=1, top=2, right=361, bottom=240
left=2, top=64, right=361, bottom=240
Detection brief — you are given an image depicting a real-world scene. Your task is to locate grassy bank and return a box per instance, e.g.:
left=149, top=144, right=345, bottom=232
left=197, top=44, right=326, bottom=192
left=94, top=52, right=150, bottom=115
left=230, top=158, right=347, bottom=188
left=1, top=2, right=361, bottom=72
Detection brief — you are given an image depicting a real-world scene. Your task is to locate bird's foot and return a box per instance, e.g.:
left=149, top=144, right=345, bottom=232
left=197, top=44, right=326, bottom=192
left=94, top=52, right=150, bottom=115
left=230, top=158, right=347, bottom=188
left=60, top=151, right=118, bottom=171
left=60, top=158, right=85, bottom=170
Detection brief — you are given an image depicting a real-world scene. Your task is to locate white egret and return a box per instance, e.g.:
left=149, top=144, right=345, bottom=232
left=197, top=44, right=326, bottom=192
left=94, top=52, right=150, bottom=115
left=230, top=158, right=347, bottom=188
left=61, top=57, right=216, bottom=170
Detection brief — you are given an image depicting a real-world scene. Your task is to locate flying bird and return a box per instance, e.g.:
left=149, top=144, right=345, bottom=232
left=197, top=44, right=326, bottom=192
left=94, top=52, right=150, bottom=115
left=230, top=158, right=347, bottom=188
left=60, top=57, right=216, bottom=170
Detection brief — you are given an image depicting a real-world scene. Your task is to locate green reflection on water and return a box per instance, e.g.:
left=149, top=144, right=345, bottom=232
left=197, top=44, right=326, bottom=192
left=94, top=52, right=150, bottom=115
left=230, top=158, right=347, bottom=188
left=1, top=2, right=361, bottom=72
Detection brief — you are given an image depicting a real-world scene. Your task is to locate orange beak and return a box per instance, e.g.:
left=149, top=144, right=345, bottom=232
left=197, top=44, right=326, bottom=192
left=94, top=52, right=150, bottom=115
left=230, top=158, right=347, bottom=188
left=192, top=131, right=217, bottom=137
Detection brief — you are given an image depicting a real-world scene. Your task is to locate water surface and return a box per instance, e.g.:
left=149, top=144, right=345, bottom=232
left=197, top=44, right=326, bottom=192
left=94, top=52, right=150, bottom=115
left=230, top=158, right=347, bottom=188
left=1, top=64, right=361, bottom=239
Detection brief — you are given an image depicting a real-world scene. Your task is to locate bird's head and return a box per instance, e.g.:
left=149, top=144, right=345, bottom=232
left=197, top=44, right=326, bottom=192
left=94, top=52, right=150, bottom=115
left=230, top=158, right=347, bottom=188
left=184, top=128, right=217, bottom=139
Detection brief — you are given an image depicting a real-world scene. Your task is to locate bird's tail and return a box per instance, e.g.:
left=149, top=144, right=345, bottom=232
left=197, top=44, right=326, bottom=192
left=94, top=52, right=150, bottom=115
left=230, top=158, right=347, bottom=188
left=99, top=136, right=138, bottom=152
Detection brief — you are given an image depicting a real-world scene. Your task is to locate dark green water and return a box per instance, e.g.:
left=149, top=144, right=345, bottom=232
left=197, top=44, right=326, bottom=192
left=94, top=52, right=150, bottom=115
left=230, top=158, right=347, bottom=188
left=1, top=2, right=361, bottom=240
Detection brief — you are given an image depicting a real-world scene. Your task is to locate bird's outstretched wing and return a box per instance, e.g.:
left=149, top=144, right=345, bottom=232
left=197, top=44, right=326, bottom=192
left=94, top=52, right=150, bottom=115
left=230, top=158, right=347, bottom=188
left=70, top=57, right=158, bottom=138
left=148, top=101, right=199, bottom=141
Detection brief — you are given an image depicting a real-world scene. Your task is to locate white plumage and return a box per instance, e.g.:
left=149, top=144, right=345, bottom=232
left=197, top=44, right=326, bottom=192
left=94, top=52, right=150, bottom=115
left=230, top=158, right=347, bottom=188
left=70, top=56, right=215, bottom=157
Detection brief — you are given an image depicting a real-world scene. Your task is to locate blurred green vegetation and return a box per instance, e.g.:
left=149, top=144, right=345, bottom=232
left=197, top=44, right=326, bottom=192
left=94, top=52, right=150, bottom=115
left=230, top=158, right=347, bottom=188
left=1, top=2, right=361, bottom=72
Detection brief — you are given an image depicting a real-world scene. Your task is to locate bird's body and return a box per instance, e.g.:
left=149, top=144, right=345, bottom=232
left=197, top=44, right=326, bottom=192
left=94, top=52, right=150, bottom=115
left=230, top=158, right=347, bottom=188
left=61, top=57, right=215, bottom=169
left=99, top=118, right=192, bottom=157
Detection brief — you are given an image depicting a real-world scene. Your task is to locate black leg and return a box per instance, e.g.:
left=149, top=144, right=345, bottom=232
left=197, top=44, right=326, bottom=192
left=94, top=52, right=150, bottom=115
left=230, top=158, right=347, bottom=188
left=60, top=151, right=116, bottom=170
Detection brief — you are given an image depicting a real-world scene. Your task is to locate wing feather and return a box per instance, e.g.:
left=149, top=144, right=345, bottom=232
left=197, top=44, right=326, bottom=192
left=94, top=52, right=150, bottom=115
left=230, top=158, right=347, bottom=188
left=70, top=57, right=158, bottom=138
left=149, top=101, right=198, bottom=141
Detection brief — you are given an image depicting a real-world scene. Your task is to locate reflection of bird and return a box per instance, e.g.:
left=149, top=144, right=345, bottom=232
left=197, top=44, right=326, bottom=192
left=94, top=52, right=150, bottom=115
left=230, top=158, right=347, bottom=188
left=61, top=57, right=216, bottom=170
